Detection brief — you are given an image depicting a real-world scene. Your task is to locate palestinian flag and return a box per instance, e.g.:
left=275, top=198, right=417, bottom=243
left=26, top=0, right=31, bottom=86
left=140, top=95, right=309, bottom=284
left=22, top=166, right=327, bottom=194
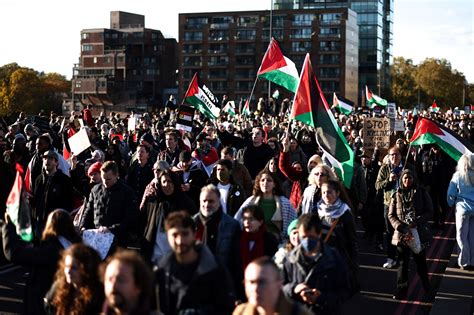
left=183, top=73, right=220, bottom=120
left=272, top=89, right=280, bottom=99
left=365, top=86, right=388, bottom=108
left=6, top=165, right=33, bottom=242
left=223, top=101, right=236, bottom=116
left=410, top=117, right=474, bottom=161
left=242, top=99, right=251, bottom=116
left=257, top=38, right=299, bottom=93
left=431, top=100, right=439, bottom=113
left=290, top=54, right=354, bottom=188
left=332, top=93, right=354, bottom=115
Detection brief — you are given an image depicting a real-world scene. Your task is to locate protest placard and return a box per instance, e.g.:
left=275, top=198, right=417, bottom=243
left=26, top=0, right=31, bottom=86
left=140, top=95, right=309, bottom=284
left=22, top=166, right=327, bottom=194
left=387, top=103, right=396, bottom=119
left=363, top=117, right=391, bottom=150
left=394, top=119, right=405, bottom=132
left=82, top=229, right=115, bottom=260
left=176, top=105, right=195, bottom=132
left=67, top=128, right=91, bottom=155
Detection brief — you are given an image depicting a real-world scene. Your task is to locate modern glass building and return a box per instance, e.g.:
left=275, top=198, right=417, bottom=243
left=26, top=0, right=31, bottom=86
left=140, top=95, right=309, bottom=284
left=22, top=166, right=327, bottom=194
left=275, top=0, right=393, bottom=101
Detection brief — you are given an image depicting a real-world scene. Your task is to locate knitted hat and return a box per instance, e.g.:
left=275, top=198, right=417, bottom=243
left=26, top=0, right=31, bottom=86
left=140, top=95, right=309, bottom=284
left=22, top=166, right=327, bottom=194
left=87, top=162, right=103, bottom=177
left=287, top=219, right=299, bottom=236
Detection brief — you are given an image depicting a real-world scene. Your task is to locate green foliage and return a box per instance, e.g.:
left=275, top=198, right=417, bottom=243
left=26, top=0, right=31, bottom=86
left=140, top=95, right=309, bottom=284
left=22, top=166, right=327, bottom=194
left=0, top=64, right=70, bottom=116
left=390, top=57, right=468, bottom=109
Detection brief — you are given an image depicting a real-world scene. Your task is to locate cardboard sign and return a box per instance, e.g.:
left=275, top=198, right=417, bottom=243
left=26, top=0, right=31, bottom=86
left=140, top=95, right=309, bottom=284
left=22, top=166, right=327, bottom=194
left=363, top=117, right=391, bottom=150
left=67, top=128, right=91, bottom=155
left=176, top=105, right=195, bottom=132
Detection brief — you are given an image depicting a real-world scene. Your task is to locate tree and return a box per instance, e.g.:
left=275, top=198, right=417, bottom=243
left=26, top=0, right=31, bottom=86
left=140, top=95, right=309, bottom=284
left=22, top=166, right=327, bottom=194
left=415, top=58, right=466, bottom=108
left=390, top=57, right=418, bottom=107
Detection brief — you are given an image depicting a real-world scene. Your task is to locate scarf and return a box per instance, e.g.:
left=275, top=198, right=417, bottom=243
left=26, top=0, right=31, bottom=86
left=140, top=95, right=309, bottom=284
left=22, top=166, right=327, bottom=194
left=317, top=198, right=350, bottom=220
left=240, top=226, right=266, bottom=271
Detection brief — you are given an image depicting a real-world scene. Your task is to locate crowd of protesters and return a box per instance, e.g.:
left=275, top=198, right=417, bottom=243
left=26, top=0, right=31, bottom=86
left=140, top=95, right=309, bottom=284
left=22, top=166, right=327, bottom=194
left=0, top=98, right=473, bottom=314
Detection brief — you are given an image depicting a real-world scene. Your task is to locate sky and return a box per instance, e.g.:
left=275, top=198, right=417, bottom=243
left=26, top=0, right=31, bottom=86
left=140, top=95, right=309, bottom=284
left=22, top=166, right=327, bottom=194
left=0, top=0, right=472, bottom=82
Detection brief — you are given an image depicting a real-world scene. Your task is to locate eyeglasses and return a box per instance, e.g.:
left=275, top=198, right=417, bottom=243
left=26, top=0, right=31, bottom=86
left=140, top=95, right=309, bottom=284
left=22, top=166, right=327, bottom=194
left=315, top=173, right=328, bottom=177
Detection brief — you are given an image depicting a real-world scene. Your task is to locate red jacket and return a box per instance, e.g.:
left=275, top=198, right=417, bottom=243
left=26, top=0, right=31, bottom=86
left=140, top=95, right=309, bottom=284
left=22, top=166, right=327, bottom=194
left=279, top=151, right=307, bottom=210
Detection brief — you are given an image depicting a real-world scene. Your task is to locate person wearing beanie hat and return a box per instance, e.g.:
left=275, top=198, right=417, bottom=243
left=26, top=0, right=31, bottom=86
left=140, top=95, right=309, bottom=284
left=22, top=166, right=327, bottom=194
left=273, top=218, right=301, bottom=270
left=87, top=162, right=103, bottom=184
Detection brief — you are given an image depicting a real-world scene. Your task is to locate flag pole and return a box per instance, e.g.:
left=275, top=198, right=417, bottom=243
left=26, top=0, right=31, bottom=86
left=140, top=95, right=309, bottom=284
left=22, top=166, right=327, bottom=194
left=246, top=76, right=259, bottom=113
left=268, top=0, right=273, bottom=99
left=403, top=142, right=413, bottom=170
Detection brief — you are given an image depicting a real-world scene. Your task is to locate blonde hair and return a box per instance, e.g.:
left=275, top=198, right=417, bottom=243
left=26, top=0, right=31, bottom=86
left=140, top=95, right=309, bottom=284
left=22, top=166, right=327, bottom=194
left=307, top=164, right=338, bottom=186
left=457, top=153, right=474, bottom=186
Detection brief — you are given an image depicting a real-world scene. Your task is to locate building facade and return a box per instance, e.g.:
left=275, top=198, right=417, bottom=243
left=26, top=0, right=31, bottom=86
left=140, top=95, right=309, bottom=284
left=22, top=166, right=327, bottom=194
left=275, top=0, right=393, bottom=102
left=70, top=11, right=177, bottom=114
left=178, top=8, right=358, bottom=107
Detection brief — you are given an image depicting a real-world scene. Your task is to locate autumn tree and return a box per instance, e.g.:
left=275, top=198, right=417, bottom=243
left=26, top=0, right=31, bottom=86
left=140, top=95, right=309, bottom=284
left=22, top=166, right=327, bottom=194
left=390, top=57, right=468, bottom=109
left=0, top=64, right=70, bottom=116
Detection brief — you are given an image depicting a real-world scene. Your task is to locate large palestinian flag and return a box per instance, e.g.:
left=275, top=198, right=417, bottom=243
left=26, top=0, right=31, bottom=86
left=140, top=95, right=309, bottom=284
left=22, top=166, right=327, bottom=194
left=183, top=73, right=220, bottom=120
left=410, top=117, right=473, bottom=161
left=365, top=86, right=388, bottom=108
left=333, top=93, right=354, bottom=115
left=257, top=38, right=299, bottom=93
left=290, top=54, right=354, bottom=188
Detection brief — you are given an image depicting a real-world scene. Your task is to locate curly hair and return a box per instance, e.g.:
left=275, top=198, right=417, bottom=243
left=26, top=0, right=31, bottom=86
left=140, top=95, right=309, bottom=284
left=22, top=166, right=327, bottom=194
left=252, top=170, right=283, bottom=197
left=51, top=244, right=103, bottom=315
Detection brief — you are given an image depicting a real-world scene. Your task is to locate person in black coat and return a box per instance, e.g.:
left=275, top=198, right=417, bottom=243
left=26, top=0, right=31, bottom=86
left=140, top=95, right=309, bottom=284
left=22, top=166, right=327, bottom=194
left=126, top=144, right=154, bottom=202
left=32, top=150, right=73, bottom=238
left=155, top=212, right=235, bottom=314
left=80, top=161, right=138, bottom=248
left=2, top=209, right=82, bottom=315
left=139, top=168, right=197, bottom=264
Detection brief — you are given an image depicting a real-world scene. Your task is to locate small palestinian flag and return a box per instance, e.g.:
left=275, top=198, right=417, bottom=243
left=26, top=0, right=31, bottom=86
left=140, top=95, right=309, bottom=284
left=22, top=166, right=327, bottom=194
left=290, top=53, right=354, bottom=188
left=183, top=73, right=220, bottom=120
left=410, top=117, right=474, bottom=161
left=430, top=100, right=440, bottom=113
left=257, top=38, right=299, bottom=93
left=272, top=89, right=280, bottom=99
left=223, top=101, right=236, bottom=116
left=332, top=93, right=353, bottom=115
left=365, top=86, right=388, bottom=108
left=6, top=165, right=33, bottom=242
left=242, top=99, right=251, bottom=116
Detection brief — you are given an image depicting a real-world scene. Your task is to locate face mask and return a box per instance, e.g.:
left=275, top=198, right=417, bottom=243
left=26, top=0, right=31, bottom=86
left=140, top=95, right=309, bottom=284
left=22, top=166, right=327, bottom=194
left=300, top=236, right=320, bottom=253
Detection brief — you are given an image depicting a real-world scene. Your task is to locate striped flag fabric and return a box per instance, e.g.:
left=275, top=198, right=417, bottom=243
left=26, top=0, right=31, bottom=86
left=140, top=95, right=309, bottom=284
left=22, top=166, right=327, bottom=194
left=365, top=86, right=388, bottom=108
left=6, top=165, right=33, bottom=242
left=332, top=93, right=354, bottom=115
left=242, top=99, right=251, bottom=116
left=183, top=73, right=221, bottom=120
left=430, top=100, right=440, bottom=113
left=290, top=53, right=354, bottom=188
left=257, top=38, right=299, bottom=93
left=410, top=117, right=474, bottom=161
left=223, top=101, right=236, bottom=116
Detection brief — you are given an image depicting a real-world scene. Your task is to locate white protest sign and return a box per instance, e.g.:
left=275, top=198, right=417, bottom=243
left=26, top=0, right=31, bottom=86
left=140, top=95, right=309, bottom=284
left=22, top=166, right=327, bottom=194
left=363, top=117, right=391, bottom=150
left=394, top=119, right=405, bottom=132
left=67, top=128, right=91, bottom=155
left=82, top=229, right=115, bottom=260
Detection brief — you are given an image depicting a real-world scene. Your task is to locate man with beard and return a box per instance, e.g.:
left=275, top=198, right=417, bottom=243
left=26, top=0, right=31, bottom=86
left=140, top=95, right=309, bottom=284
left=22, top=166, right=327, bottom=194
left=103, top=250, right=154, bottom=315
left=155, top=211, right=235, bottom=314
left=283, top=214, right=350, bottom=315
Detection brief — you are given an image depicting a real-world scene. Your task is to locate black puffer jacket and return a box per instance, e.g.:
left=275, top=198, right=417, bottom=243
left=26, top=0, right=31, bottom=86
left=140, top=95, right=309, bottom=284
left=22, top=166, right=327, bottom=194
left=81, top=180, right=138, bottom=247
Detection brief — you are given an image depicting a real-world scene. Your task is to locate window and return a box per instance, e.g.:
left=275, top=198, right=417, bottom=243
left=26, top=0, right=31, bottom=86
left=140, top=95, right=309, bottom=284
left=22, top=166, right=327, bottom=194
left=235, top=43, right=255, bottom=54
left=319, top=41, right=340, bottom=51
left=262, top=29, right=284, bottom=40
left=183, top=56, right=202, bottom=66
left=209, top=30, right=229, bottom=41
left=236, top=56, right=254, bottom=66
left=81, top=33, right=89, bottom=40
left=235, top=30, right=256, bottom=40
left=186, top=17, right=208, bottom=28
left=291, top=41, right=311, bottom=52
left=237, top=16, right=258, bottom=27
left=318, top=67, right=340, bottom=78
left=209, top=43, right=228, bottom=53
left=82, top=44, right=93, bottom=52
left=320, top=27, right=340, bottom=36
left=184, top=32, right=203, bottom=41
left=293, top=14, right=314, bottom=26
left=208, top=56, right=228, bottom=66
left=290, top=28, right=312, bottom=39
left=319, top=54, right=340, bottom=64
left=183, top=44, right=202, bottom=53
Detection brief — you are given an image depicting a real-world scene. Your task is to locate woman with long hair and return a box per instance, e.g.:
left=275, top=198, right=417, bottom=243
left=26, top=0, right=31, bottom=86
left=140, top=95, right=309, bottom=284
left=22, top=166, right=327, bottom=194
left=45, top=243, right=104, bottom=315
left=2, top=209, right=82, bottom=315
left=300, top=164, right=339, bottom=214
left=140, top=167, right=197, bottom=264
left=389, top=169, right=432, bottom=299
left=447, top=153, right=474, bottom=270
left=235, top=170, right=297, bottom=242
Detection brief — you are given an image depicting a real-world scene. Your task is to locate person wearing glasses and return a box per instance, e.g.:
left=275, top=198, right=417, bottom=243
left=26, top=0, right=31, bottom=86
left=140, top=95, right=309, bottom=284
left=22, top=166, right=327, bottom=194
left=300, top=164, right=338, bottom=215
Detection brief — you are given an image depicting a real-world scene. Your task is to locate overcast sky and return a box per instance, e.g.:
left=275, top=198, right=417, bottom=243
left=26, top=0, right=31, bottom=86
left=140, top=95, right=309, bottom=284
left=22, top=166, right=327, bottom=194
left=0, top=0, right=472, bottom=82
